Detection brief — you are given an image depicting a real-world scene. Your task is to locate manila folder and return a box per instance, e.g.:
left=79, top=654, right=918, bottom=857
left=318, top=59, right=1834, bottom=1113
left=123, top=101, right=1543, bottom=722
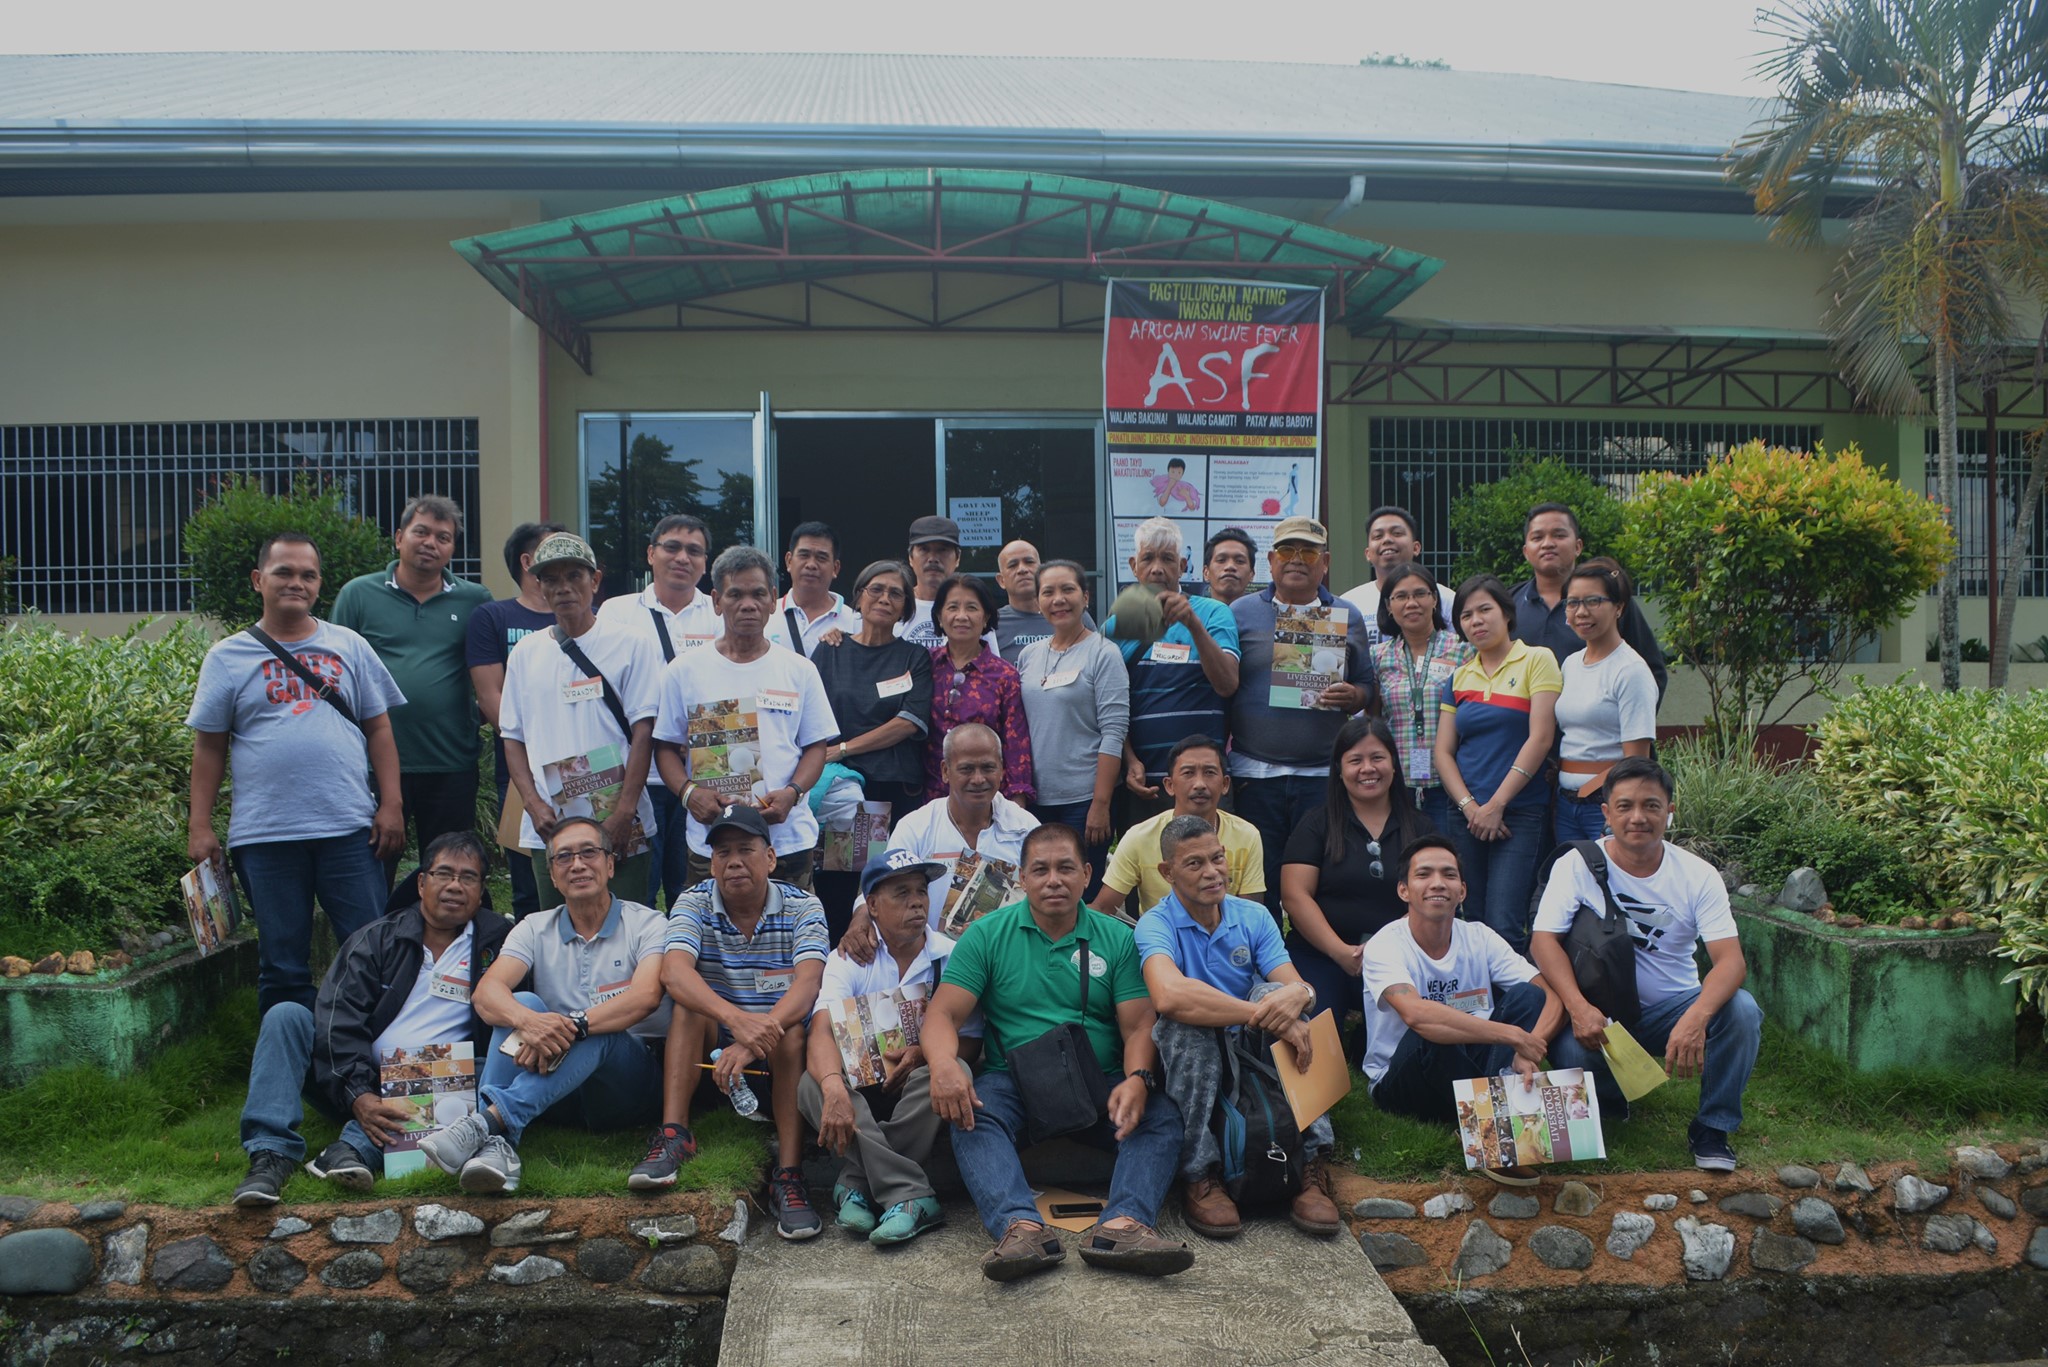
left=1269, top=1009, right=1352, bottom=1132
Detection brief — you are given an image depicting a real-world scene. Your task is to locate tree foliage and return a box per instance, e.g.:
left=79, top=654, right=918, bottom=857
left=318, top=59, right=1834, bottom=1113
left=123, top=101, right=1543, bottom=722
left=1618, top=441, right=1951, bottom=739
left=182, top=475, right=387, bottom=627
left=1447, top=452, right=1625, bottom=588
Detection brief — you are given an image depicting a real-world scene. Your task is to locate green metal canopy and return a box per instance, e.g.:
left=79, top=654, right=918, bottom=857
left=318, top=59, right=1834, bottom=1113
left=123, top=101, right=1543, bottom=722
left=452, top=168, right=1443, bottom=371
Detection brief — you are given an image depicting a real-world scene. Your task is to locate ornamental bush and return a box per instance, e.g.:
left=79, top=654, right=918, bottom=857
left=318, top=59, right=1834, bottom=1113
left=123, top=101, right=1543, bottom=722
left=183, top=474, right=385, bottom=627
left=1446, top=451, right=1626, bottom=588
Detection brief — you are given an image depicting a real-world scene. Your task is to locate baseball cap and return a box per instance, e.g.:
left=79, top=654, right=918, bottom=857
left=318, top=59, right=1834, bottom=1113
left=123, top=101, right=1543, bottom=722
left=907, top=515, right=962, bottom=548
left=859, top=848, right=946, bottom=899
left=529, top=531, right=599, bottom=572
left=704, top=803, right=774, bottom=845
left=1271, top=516, right=1329, bottom=547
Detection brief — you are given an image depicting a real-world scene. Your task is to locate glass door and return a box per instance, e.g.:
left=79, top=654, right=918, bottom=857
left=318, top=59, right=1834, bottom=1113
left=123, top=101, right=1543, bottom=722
left=579, top=408, right=764, bottom=601
left=939, top=419, right=1104, bottom=598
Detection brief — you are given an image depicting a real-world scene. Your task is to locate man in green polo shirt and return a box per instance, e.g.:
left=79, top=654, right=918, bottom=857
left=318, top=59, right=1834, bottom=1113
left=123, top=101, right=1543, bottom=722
left=333, top=495, right=494, bottom=883
left=924, top=823, right=1193, bottom=1282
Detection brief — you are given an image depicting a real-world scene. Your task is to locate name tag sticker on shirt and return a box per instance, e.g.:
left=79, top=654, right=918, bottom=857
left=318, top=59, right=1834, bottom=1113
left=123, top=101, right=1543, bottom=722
left=755, top=968, right=796, bottom=995
left=1446, top=986, right=1492, bottom=1016
left=1147, top=642, right=1192, bottom=666
left=757, top=689, right=800, bottom=715
left=563, top=677, right=604, bottom=704
left=594, top=977, right=631, bottom=1004
left=681, top=633, right=714, bottom=652
left=1040, top=669, right=1080, bottom=690
left=427, top=972, right=470, bottom=1003
left=876, top=672, right=914, bottom=698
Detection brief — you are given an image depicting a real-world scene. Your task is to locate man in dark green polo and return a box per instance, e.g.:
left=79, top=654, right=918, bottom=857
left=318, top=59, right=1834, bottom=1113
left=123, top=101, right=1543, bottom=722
left=333, top=494, right=494, bottom=882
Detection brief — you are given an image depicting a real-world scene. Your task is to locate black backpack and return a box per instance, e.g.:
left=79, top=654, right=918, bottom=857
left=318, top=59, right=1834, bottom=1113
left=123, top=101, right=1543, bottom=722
left=1214, top=1027, right=1302, bottom=1208
left=1529, top=839, right=1642, bottom=1027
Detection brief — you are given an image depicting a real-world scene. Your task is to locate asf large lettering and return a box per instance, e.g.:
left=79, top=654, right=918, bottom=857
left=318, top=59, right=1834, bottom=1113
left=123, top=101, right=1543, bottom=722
left=1143, top=341, right=1285, bottom=411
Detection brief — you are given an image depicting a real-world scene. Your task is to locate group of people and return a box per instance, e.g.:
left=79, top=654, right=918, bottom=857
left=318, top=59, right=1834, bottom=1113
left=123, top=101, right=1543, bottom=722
left=192, top=492, right=1762, bottom=1282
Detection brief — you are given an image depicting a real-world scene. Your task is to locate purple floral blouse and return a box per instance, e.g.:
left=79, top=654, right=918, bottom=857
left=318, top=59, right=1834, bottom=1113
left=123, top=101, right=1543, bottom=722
left=924, top=644, right=1036, bottom=804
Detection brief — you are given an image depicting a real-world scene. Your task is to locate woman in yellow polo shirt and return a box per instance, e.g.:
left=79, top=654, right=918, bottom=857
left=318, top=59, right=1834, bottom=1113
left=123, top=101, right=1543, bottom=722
left=1431, top=575, right=1561, bottom=954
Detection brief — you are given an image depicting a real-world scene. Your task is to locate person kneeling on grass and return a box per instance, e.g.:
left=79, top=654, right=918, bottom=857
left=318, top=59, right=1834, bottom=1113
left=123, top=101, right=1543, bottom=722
left=1361, top=835, right=1563, bottom=1185
left=234, top=831, right=512, bottom=1206
left=635, top=803, right=828, bottom=1240
left=923, top=823, right=1194, bottom=1282
left=1136, top=816, right=1341, bottom=1239
left=418, top=817, right=670, bottom=1194
left=799, top=849, right=981, bottom=1246
left=1528, top=756, right=1763, bottom=1173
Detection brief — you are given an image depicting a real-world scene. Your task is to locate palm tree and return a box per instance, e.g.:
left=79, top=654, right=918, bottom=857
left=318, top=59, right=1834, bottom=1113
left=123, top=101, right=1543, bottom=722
left=1731, top=0, right=2048, bottom=690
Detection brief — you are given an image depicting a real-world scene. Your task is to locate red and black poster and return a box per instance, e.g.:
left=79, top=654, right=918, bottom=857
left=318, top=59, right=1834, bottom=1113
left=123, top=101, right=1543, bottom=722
left=1103, top=279, right=1325, bottom=583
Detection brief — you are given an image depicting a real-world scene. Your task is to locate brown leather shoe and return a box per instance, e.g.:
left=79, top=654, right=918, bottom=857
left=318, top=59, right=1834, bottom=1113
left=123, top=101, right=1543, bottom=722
left=981, top=1220, right=1064, bottom=1282
left=1076, top=1219, right=1195, bottom=1276
left=1181, top=1168, right=1242, bottom=1239
left=1290, top=1155, right=1343, bottom=1237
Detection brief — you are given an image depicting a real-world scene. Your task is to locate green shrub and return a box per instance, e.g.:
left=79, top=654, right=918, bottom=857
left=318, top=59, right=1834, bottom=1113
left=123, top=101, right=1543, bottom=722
left=0, top=831, right=192, bottom=958
left=1744, top=808, right=1932, bottom=923
left=1446, top=450, right=1625, bottom=588
left=183, top=474, right=386, bottom=627
left=1662, top=734, right=1815, bottom=870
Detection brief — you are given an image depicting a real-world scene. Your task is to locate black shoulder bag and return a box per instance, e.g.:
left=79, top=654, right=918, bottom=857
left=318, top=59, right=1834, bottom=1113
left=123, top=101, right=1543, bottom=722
left=247, top=625, right=360, bottom=729
left=553, top=627, right=634, bottom=742
left=1215, top=1026, right=1302, bottom=1207
left=1533, top=839, right=1642, bottom=1027
left=1006, top=938, right=1115, bottom=1144
left=647, top=609, right=676, bottom=664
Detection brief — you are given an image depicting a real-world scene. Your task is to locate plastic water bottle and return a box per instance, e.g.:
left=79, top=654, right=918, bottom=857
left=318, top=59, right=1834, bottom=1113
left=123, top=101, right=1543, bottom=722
left=710, top=1048, right=760, bottom=1118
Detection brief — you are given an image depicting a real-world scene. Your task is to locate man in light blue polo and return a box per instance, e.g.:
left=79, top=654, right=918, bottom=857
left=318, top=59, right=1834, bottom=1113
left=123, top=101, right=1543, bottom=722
left=1135, top=815, right=1340, bottom=1240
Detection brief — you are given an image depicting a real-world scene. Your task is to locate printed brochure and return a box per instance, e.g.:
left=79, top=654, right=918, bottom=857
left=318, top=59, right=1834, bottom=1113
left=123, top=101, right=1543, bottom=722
left=378, top=1042, right=478, bottom=1178
left=937, top=852, right=1018, bottom=936
left=826, top=982, right=930, bottom=1088
left=180, top=852, right=242, bottom=956
left=820, top=801, right=893, bottom=873
left=540, top=740, right=649, bottom=857
left=1452, top=1067, right=1606, bottom=1172
left=685, top=697, right=766, bottom=807
left=1269, top=603, right=1349, bottom=709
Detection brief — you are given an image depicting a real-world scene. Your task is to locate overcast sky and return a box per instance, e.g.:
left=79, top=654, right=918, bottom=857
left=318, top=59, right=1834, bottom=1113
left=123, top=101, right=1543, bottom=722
left=2, top=0, right=1786, bottom=98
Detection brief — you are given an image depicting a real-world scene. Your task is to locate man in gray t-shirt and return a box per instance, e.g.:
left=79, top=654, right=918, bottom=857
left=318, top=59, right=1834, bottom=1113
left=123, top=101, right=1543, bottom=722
left=186, top=533, right=407, bottom=1013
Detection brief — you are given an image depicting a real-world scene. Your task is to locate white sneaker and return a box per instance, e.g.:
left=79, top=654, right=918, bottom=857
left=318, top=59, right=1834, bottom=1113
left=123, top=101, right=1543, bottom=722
left=417, top=1111, right=491, bottom=1177
left=459, top=1135, right=523, bottom=1194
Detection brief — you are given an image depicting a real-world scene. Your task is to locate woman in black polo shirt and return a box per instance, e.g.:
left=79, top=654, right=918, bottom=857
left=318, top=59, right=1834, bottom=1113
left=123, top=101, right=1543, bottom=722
left=1278, top=716, right=1436, bottom=1044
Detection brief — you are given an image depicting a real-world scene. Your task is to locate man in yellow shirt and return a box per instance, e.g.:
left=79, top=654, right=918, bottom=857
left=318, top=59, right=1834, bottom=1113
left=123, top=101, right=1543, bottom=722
left=1089, top=737, right=1264, bottom=921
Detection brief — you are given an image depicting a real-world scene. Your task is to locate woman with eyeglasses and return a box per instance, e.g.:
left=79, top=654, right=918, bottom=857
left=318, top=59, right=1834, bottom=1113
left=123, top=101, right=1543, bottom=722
left=809, top=560, right=935, bottom=939
left=1370, top=563, right=1472, bottom=833
left=1551, top=557, right=1656, bottom=844
left=923, top=573, right=1034, bottom=806
left=1279, top=716, right=1433, bottom=1039
left=1017, top=560, right=1128, bottom=898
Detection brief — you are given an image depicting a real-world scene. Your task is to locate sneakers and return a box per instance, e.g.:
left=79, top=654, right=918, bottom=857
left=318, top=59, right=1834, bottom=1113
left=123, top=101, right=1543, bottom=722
left=1289, top=1157, right=1343, bottom=1238
left=869, top=1196, right=942, bottom=1246
left=418, top=1110, right=491, bottom=1177
left=769, top=1165, right=822, bottom=1240
left=982, top=1220, right=1065, bottom=1282
left=1689, top=1121, right=1738, bottom=1173
left=833, top=1184, right=878, bottom=1236
left=1181, top=1168, right=1242, bottom=1239
left=304, top=1141, right=375, bottom=1193
left=459, top=1135, right=523, bottom=1194
left=1076, top=1219, right=1195, bottom=1276
left=233, top=1150, right=299, bottom=1208
left=627, top=1124, right=697, bottom=1191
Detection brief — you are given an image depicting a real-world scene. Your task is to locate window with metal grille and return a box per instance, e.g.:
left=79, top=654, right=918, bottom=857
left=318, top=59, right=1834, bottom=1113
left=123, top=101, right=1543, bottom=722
left=1, top=420, right=482, bottom=615
left=1923, top=428, right=2047, bottom=598
left=1368, top=418, right=1826, bottom=583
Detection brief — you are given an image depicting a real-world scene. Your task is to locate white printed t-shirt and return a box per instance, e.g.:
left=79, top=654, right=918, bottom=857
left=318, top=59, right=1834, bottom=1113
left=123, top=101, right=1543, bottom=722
left=882, top=793, right=1040, bottom=930
left=373, top=924, right=476, bottom=1057
left=1531, top=840, right=1738, bottom=1010
left=498, top=619, right=665, bottom=851
left=1360, top=917, right=1538, bottom=1085
left=596, top=586, right=724, bottom=663
left=653, top=643, right=838, bottom=858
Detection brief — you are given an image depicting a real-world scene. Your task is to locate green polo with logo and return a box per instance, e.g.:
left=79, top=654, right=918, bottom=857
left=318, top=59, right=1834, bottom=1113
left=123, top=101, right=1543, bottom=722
left=941, top=899, right=1148, bottom=1073
left=331, top=562, right=493, bottom=773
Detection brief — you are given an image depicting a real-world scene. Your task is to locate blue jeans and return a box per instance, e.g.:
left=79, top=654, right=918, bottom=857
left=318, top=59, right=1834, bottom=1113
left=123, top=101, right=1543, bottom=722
left=948, top=1062, right=1184, bottom=1241
left=1417, top=786, right=1454, bottom=836
left=647, top=783, right=692, bottom=913
left=232, top=832, right=388, bottom=1015
left=239, top=1002, right=380, bottom=1170
left=1446, top=801, right=1547, bottom=954
left=1031, top=801, right=1109, bottom=902
left=1369, top=980, right=1549, bottom=1124
left=1232, top=775, right=1326, bottom=925
left=479, top=991, right=663, bottom=1142
left=1548, top=987, right=1764, bottom=1134
left=1284, top=933, right=1364, bottom=1039
left=1552, top=790, right=1608, bottom=844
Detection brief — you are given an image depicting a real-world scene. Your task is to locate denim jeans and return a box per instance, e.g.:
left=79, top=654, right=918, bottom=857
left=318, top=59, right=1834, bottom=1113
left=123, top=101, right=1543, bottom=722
left=1551, top=791, right=1608, bottom=844
left=239, top=1001, right=381, bottom=1171
left=496, top=773, right=541, bottom=920
left=1416, top=786, right=1455, bottom=837
left=232, top=832, right=389, bottom=1015
left=1446, top=801, right=1547, bottom=954
left=478, top=991, right=663, bottom=1142
left=947, top=1062, right=1184, bottom=1241
left=1369, top=980, right=1549, bottom=1124
left=647, top=783, right=692, bottom=913
left=1283, top=934, right=1364, bottom=1040
left=1232, top=775, right=1326, bottom=925
left=1030, top=801, right=1109, bottom=902
left=1548, top=986, right=1764, bottom=1134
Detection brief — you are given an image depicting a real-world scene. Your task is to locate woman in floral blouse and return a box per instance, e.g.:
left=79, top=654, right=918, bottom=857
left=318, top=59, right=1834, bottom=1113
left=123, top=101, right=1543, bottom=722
left=923, top=573, right=1035, bottom=804
left=1369, top=563, right=1471, bottom=833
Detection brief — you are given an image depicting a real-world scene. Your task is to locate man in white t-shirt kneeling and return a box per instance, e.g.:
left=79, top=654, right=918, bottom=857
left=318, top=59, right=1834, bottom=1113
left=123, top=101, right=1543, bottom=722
left=1529, top=757, right=1762, bottom=1173
left=1362, top=837, right=1561, bottom=1133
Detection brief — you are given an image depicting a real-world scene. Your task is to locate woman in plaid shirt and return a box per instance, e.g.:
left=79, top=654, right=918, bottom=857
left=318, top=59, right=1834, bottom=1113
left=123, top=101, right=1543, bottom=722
left=1369, top=564, right=1471, bottom=833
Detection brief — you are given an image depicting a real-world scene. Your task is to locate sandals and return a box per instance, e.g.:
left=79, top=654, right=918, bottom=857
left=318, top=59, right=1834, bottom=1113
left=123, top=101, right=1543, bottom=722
left=1076, top=1219, right=1194, bottom=1276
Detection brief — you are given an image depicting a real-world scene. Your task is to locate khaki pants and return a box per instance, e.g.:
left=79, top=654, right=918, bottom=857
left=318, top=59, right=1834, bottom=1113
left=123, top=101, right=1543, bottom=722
left=796, top=1065, right=944, bottom=1208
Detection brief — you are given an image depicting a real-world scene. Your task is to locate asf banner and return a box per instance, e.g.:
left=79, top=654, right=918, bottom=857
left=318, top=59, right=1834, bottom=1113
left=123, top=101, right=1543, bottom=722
left=1103, top=279, right=1325, bottom=586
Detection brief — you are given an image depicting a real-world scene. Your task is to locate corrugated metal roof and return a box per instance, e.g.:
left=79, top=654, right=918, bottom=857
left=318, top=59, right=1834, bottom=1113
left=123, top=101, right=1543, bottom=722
left=0, top=51, right=1766, bottom=152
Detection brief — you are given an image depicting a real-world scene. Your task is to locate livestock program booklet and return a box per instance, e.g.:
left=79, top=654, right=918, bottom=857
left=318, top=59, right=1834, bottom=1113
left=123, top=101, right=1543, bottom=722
left=685, top=697, right=766, bottom=807
left=377, top=1042, right=478, bottom=1178
left=937, top=852, right=1018, bottom=936
left=820, top=801, right=892, bottom=873
left=180, top=851, right=242, bottom=957
left=1452, top=1067, right=1606, bottom=1172
left=1269, top=603, right=1350, bottom=709
left=541, top=741, right=650, bottom=857
left=826, top=982, right=930, bottom=1088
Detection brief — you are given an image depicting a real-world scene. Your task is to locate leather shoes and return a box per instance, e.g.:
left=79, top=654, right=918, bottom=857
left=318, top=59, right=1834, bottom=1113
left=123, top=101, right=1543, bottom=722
left=1181, top=1168, right=1242, bottom=1239
left=1290, top=1156, right=1343, bottom=1237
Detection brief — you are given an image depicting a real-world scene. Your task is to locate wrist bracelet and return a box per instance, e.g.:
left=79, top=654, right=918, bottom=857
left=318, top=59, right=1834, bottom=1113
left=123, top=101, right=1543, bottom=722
left=1457, top=795, right=1475, bottom=810
left=1509, top=764, right=1533, bottom=780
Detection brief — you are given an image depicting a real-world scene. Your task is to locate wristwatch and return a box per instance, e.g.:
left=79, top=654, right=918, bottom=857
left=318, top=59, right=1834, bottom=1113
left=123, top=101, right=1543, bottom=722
left=568, top=1010, right=590, bottom=1041
left=1131, top=1067, right=1161, bottom=1094
left=1297, top=982, right=1317, bottom=1013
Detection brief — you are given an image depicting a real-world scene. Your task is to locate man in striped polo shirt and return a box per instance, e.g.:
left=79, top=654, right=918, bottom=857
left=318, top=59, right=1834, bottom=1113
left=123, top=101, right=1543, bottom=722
left=636, top=804, right=829, bottom=1239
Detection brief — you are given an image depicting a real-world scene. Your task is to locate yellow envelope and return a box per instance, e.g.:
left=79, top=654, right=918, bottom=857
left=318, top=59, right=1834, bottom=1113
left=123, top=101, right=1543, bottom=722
left=1601, top=1021, right=1670, bottom=1102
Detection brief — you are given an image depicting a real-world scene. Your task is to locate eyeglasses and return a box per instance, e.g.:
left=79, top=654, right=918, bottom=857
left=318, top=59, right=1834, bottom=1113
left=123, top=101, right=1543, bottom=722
left=547, top=845, right=610, bottom=868
left=947, top=671, right=967, bottom=706
left=1271, top=544, right=1322, bottom=565
left=653, top=539, right=707, bottom=558
left=423, top=866, right=483, bottom=887
left=1366, top=839, right=1384, bottom=881
left=1563, top=596, right=1614, bottom=612
left=863, top=584, right=907, bottom=601
left=1387, top=588, right=1437, bottom=605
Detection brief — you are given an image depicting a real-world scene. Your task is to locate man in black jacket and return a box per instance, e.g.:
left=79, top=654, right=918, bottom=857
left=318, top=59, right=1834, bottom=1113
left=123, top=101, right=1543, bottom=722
left=232, top=831, right=512, bottom=1206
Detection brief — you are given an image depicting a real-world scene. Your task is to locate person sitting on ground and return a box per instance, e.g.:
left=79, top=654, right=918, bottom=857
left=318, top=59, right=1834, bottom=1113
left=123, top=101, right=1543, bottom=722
left=1136, top=816, right=1341, bottom=1240
left=1528, top=756, right=1763, bottom=1173
left=416, top=820, right=667, bottom=1194
left=799, top=849, right=982, bottom=1246
left=1362, top=836, right=1562, bottom=1182
left=636, top=804, right=829, bottom=1239
left=1090, top=735, right=1263, bottom=922
left=924, top=823, right=1194, bottom=1282
left=233, top=832, right=512, bottom=1206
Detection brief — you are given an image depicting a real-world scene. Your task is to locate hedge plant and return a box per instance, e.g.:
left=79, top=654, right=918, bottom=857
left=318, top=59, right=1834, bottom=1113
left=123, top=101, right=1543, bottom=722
left=183, top=474, right=385, bottom=627
left=1447, top=451, right=1626, bottom=588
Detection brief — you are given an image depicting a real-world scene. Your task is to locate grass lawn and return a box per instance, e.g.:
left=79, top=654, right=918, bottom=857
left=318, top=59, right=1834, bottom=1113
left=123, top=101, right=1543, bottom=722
left=1328, top=1017, right=2048, bottom=1180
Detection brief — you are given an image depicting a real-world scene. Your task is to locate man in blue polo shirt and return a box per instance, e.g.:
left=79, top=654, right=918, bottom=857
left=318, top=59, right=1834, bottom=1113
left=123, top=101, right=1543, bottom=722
left=1107, top=517, right=1240, bottom=824
left=1135, top=815, right=1340, bottom=1240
